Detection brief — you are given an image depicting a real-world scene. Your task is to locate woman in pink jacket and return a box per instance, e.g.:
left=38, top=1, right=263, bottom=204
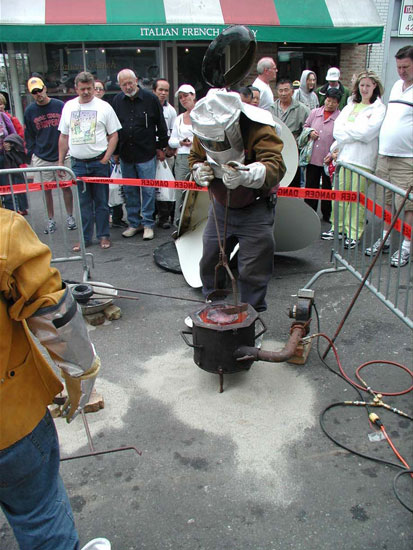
left=302, top=87, right=342, bottom=223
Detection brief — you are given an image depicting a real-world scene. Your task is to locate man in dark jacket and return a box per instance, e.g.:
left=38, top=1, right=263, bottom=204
left=316, top=67, right=350, bottom=111
left=112, top=69, right=168, bottom=241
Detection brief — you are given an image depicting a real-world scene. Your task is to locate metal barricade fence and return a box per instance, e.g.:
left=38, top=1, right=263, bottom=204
left=305, top=161, right=412, bottom=330
left=0, top=165, right=93, bottom=281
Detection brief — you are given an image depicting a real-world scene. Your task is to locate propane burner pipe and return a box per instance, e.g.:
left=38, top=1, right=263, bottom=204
left=234, top=324, right=306, bottom=363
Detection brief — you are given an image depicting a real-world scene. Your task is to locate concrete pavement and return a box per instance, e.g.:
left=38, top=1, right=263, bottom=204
left=1, top=207, right=412, bottom=550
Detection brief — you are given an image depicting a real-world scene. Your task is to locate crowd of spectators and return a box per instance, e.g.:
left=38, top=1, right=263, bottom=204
left=245, top=48, right=412, bottom=267
left=1, top=45, right=412, bottom=267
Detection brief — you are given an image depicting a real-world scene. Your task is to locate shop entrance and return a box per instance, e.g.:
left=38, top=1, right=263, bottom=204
left=277, top=44, right=340, bottom=88
left=167, top=43, right=209, bottom=111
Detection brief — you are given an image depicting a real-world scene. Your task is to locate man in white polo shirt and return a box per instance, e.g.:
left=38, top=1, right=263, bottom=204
left=252, top=57, right=278, bottom=110
left=365, top=45, right=413, bottom=267
left=58, top=71, right=121, bottom=251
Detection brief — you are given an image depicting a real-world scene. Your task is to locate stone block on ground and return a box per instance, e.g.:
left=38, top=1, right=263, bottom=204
left=84, top=311, right=106, bottom=326
left=84, top=388, right=105, bottom=413
left=104, top=303, right=122, bottom=320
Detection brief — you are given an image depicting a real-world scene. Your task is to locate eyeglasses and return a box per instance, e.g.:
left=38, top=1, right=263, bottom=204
left=95, top=87, right=104, bottom=91
left=31, top=88, right=44, bottom=95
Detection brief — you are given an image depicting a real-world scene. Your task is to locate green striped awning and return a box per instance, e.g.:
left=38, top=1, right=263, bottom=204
left=0, top=0, right=384, bottom=43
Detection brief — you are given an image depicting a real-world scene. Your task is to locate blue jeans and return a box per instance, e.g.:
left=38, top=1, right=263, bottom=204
left=72, top=158, right=110, bottom=243
left=121, top=156, right=156, bottom=228
left=0, top=411, right=79, bottom=550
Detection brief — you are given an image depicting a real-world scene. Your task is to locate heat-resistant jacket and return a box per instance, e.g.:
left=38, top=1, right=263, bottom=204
left=0, top=209, right=64, bottom=450
left=188, top=114, right=285, bottom=208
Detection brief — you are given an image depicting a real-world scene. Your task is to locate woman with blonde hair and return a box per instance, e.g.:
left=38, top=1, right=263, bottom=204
left=328, top=70, right=385, bottom=248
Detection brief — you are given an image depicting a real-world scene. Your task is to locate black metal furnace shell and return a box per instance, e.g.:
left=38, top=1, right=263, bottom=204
left=189, top=303, right=259, bottom=374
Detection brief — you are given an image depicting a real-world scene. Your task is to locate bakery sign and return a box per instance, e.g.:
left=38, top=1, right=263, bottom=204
left=398, top=0, right=413, bottom=36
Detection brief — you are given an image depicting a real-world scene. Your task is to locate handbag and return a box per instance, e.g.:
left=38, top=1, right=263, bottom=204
left=155, top=160, right=175, bottom=202
left=108, top=163, right=124, bottom=207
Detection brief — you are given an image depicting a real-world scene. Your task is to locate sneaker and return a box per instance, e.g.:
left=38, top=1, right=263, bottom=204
left=66, top=215, right=77, bottom=230
left=44, top=218, right=57, bottom=234
left=390, top=248, right=410, bottom=268
left=365, top=238, right=390, bottom=257
left=321, top=228, right=343, bottom=241
left=122, top=225, right=143, bottom=238
left=157, top=220, right=171, bottom=229
left=344, top=238, right=358, bottom=249
left=80, top=538, right=111, bottom=550
left=143, top=227, right=154, bottom=240
left=111, top=219, right=128, bottom=228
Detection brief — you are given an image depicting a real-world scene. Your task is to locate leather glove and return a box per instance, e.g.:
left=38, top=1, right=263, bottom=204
left=61, top=356, right=101, bottom=423
left=192, top=162, right=214, bottom=187
left=222, top=161, right=266, bottom=190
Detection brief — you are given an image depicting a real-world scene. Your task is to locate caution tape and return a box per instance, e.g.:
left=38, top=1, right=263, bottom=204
left=277, top=186, right=358, bottom=202
left=1, top=177, right=410, bottom=238
left=0, top=180, right=73, bottom=195
left=82, top=176, right=205, bottom=191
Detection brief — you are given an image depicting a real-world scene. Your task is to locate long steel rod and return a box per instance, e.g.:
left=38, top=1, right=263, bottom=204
left=65, top=280, right=205, bottom=304
left=60, top=410, right=142, bottom=462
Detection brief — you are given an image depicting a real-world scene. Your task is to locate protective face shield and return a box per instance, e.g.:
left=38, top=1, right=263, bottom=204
left=202, top=25, right=257, bottom=88
left=190, top=90, right=245, bottom=176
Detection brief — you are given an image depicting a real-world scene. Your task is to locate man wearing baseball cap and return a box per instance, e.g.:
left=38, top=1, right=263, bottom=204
left=25, top=76, right=76, bottom=234
left=316, top=67, right=350, bottom=110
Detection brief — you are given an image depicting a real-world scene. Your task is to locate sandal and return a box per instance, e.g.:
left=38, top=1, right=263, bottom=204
left=72, top=241, right=91, bottom=252
left=99, top=238, right=111, bottom=249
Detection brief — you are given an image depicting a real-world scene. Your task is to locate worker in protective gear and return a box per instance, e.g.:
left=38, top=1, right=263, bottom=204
left=189, top=89, right=285, bottom=311
left=0, top=207, right=107, bottom=550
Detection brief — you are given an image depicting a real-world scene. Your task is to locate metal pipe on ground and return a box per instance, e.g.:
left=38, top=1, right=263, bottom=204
left=234, top=324, right=307, bottom=363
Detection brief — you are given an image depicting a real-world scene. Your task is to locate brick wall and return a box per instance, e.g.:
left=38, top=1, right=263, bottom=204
left=339, top=44, right=369, bottom=89
left=369, top=0, right=390, bottom=77
left=241, top=43, right=279, bottom=97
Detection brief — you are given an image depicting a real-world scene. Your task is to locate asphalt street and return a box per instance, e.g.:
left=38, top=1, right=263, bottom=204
left=1, top=198, right=412, bottom=550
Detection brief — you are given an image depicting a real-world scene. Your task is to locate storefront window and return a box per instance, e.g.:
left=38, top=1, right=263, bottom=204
left=176, top=44, right=209, bottom=104
left=44, top=44, right=84, bottom=98
left=277, top=44, right=340, bottom=86
left=24, top=42, right=160, bottom=102
left=84, top=43, right=160, bottom=98
left=1, top=43, right=31, bottom=112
